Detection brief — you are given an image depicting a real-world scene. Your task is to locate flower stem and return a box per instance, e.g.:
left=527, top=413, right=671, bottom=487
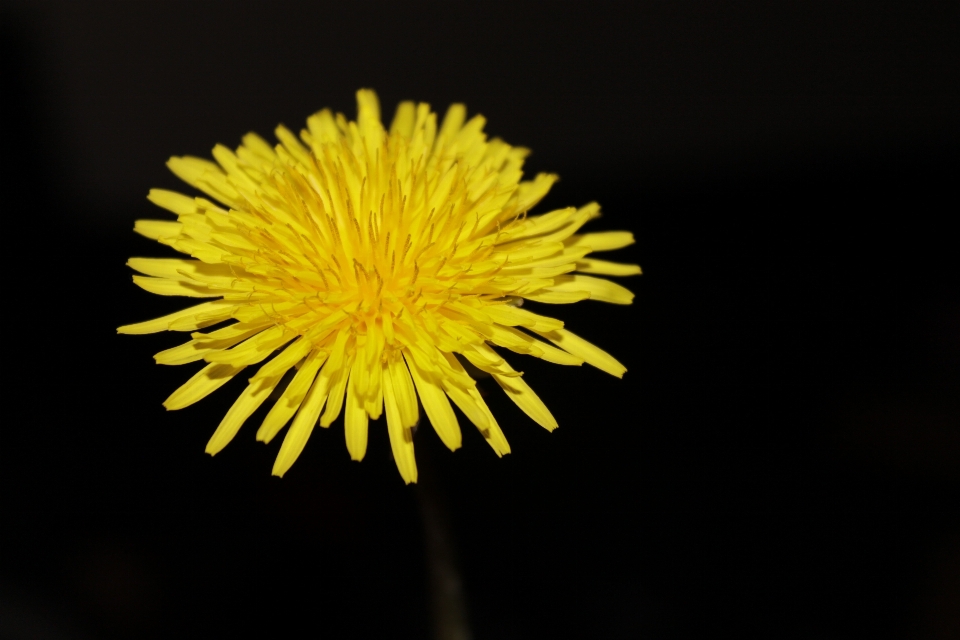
left=416, top=451, right=472, bottom=640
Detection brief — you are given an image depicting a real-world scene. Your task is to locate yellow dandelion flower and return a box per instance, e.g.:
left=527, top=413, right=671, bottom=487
left=120, top=90, right=640, bottom=483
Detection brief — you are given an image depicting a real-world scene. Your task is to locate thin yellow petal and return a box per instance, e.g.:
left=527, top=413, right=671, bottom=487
left=565, top=231, right=635, bottom=252
left=383, top=360, right=417, bottom=484
left=363, top=356, right=384, bottom=421
left=522, top=289, right=591, bottom=304
left=389, top=101, right=416, bottom=138
left=406, top=353, right=461, bottom=451
left=442, top=381, right=489, bottom=432
left=168, top=303, right=238, bottom=331
left=274, top=125, right=311, bottom=165
left=477, top=324, right=582, bottom=366
left=132, top=275, right=219, bottom=298
left=147, top=189, right=197, bottom=216
left=344, top=357, right=369, bottom=462
left=319, top=332, right=353, bottom=427
left=547, top=274, right=635, bottom=305
left=575, top=258, right=642, bottom=276
left=504, top=206, right=576, bottom=238
left=204, top=326, right=295, bottom=366
left=133, top=220, right=182, bottom=240
left=154, top=340, right=212, bottom=365
left=356, top=88, right=384, bottom=151
left=388, top=353, right=419, bottom=428
left=466, top=384, right=511, bottom=456
left=240, top=132, right=277, bottom=162
left=257, top=349, right=327, bottom=444
left=441, top=354, right=510, bottom=456
left=492, top=241, right=563, bottom=265
left=437, top=103, right=467, bottom=145
left=481, top=304, right=564, bottom=333
left=491, top=371, right=558, bottom=432
left=187, top=323, right=272, bottom=357
left=253, top=337, right=312, bottom=381
left=167, top=156, right=240, bottom=206
left=118, top=300, right=235, bottom=335
left=271, top=352, right=333, bottom=477
left=306, top=109, right=341, bottom=145
left=163, top=363, right=244, bottom=411
left=127, top=258, right=233, bottom=281
left=534, top=328, right=627, bottom=378
left=511, top=173, right=557, bottom=215
left=212, top=144, right=257, bottom=187
left=206, top=374, right=282, bottom=455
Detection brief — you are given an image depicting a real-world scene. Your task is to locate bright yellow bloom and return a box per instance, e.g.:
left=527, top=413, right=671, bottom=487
left=120, top=90, right=639, bottom=483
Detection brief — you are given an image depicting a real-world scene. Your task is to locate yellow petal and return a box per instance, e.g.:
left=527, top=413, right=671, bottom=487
left=442, top=381, right=489, bottom=432
left=166, top=156, right=221, bottom=187
left=118, top=300, right=235, bottom=335
left=240, top=132, right=278, bottom=162
left=481, top=304, right=564, bottom=333
left=356, top=89, right=384, bottom=152
left=204, top=326, right=295, bottom=366
left=154, top=340, right=212, bottom=365
left=565, top=231, right=635, bottom=252
left=389, top=101, right=416, bottom=138
left=460, top=343, right=515, bottom=373
left=498, top=206, right=577, bottom=242
left=132, top=275, right=219, bottom=298
left=498, top=262, right=576, bottom=279
left=167, top=156, right=239, bottom=206
left=383, top=360, right=417, bottom=484
left=491, top=370, right=558, bottom=432
left=271, top=352, right=333, bottom=477
left=492, top=241, right=563, bottom=265
left=257, top=349, right=327, bottom=444
left=437, top=103, right=467, bottom=146
left=548, top=274, right=635, bottom=305
left=127, top=258, right=234, bottom=281
left=133, top=220, right=182, bottom=240
left=522, top=289, right=591, bottom=304
left=274, top=125, right=311, bottom=165
left=512, top=173, right=557, bottom=215
left=441, top=354, right=510, bottom=456
left=344, top=357, right=369, bottom=461
left=534, top=328, right=626, bottom=378
left=147, top=189, right=197, bottom=215
left=163, top=363, right=245, bottom=411
left=406, top=353, right=461, bottom=451
left=363, top=352, right=384, bottom=421
left=475, top=324, right=581, bottom=365
left=466, top=384, right=511, bottom=456
left=206, top=374, right=282, bottom=455
left=306, top=109, right=341, bottom=146
left=388, top=353, right=419, bottom=428
left=319, top=332, right=353, bottom=427
left=575, top=258, right=642, bottom=276
left=253, top=337, right=312, bottom=381
left=212, top=144, right=257, bottom=187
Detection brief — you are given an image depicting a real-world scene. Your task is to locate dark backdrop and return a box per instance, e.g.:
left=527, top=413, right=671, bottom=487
left=2, top=1, right=958, bottom=638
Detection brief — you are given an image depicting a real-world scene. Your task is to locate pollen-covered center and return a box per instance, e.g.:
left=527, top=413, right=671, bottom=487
left=239, top=130, right=511, bottom=353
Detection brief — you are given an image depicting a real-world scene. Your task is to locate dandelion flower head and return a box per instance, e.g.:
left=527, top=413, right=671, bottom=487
left=120, top=90, right=640, bottom=483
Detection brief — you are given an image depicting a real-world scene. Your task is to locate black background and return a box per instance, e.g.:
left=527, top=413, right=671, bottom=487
left=2, top=1, right=958, bottom=638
